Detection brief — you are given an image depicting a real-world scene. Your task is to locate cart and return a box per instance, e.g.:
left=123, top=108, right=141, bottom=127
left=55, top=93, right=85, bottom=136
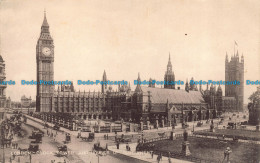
left=53, top=124, right=60, bottom=130
left=81, top=132, right=95, bottom=142
left=93, top=142, right=107, bottom=152
left=65, top=133, right=71, bottom=143
left=28, top=143, right=41, bottom=154
left=57, top=145, right=68, bottom=156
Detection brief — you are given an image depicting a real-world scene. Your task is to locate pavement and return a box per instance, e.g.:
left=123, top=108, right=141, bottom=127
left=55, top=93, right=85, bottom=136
left=108, top=143, right=192, bottom=163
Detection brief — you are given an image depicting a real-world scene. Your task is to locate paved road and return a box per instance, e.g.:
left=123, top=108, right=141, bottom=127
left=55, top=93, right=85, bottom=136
left=20, top=118, right=147, bottom=163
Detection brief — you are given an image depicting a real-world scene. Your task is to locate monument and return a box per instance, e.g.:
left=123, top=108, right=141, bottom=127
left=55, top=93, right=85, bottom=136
left=181, top=129, right=191, bottom=156
left=210, top=119, right=215, bottom=132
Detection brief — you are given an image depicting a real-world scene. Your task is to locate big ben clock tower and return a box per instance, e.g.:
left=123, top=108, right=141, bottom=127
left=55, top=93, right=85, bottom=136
left=36, top=11, right=54, bottom=112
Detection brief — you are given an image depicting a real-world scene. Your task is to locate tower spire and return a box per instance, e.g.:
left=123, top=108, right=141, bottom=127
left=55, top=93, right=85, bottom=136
left=42, top=10, right=49, bottom=27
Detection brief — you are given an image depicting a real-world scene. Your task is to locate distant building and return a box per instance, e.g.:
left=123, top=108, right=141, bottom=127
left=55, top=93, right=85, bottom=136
left=0, top=55, right=6, bottom=108
left=21, top=95, right=32, bottom=108
left=6, top=97, right=11, bottom=108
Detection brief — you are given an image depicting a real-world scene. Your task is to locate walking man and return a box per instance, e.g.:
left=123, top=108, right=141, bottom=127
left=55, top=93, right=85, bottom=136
left=157, top=155, right=160, bottom=163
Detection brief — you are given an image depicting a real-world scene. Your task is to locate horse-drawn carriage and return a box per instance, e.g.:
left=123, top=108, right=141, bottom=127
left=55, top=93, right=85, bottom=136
left=197, top=121, right=203, bottom=127
left=93, top=142, right=107, bottom=152
left=116, top=134, right=132, bottom=143
left=29, top=130, right=43, bottom=143
left=81, top=132, right=95, bottom=142
left=57, top=145, right=68, bottom=156
left=117, top=137, right=131, bottom=143
left=53, top=124, right=60, bottom=130
left=65, top=133, right=71, bottom=143
left=182, top=122, right=189, bottom=129
left=28, top=143, right=41, bottom=154
left=158, top=132, right=166, bottom=137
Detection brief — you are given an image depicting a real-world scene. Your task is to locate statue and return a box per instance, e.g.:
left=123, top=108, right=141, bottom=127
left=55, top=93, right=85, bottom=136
left=181, top=129, right=191, bottom=156
left=183, top=129, right=188, bottom=141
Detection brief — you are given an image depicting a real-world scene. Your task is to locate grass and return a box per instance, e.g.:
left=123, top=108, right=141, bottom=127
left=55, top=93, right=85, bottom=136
left=194, top=129, right=260, bottom=141
left=148, top=137, right=260, bottom=163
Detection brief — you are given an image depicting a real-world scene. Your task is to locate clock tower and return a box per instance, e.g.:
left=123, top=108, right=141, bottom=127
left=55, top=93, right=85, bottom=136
left=36, top=11, right=54, bottom=112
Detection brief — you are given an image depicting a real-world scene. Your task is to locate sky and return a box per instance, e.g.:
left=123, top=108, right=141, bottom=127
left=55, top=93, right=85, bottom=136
left=0, top=0, right=259, bottom=102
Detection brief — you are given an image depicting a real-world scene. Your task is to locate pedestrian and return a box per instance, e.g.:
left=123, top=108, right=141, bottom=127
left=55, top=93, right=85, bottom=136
left=151, top=151, right=154, bottom=159
left=168, top=157, right=172, bottom=163
left=11, top=141, right=14, bottom=149
left=107, top=134, right=109, bottom=140
left=104, top=134, right=106, bottom=140
left=157, top=155, right=160, bottom=163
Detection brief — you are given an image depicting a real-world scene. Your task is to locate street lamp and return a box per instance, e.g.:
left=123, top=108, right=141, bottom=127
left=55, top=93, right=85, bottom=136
left=141, top=131, right=144, bottom=143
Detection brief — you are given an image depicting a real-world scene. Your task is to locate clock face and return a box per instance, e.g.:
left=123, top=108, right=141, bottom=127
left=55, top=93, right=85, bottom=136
left=42, top=47, right=51, bottom=56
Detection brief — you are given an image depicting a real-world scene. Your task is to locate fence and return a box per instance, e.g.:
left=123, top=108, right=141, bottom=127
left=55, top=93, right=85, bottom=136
left=194, top=129, right=260, bottom=142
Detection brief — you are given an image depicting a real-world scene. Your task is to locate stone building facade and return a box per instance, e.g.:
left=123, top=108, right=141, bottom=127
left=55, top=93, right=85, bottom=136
left=225, top=52, right=244, bottom=111
left=0, top=54, right=7, bottom=108
left=35, top=13, right=242, bottom=128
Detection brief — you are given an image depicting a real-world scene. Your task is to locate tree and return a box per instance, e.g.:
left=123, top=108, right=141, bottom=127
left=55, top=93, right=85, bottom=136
left=248, top=88, right=260, bottom=104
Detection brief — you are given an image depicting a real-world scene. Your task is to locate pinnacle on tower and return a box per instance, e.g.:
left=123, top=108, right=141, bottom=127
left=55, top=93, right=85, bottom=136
left=103, top=70, right=107, bottom=81
left=137, top=72, right=141, bottom=82
left=185, top=79, right=189, bottom=92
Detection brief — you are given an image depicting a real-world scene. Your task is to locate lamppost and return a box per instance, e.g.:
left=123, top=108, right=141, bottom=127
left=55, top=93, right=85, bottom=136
left=141, top=131, right=144, bottom=143
left=29, top=153, right=32, bottom=163
left=1, top=122, right=7, bottom=163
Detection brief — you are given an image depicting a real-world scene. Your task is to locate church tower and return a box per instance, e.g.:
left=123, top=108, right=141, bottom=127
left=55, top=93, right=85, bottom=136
left=36, top=11, right=55, bottom=112
left=225, top=51, right=244, bottom=111
left=164, top=54, right=175, bottom=89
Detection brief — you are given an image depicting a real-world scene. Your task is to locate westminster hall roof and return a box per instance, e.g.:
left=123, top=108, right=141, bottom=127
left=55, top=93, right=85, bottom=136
left=139, top=86, right=205, bottom=104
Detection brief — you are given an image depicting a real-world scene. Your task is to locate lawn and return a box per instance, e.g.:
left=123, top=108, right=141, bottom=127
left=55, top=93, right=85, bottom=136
left=148, top=137, right=260, bottom=163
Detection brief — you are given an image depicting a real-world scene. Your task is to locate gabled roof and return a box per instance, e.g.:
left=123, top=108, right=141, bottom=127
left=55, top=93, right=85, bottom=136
left=140, top=86, right=205, bottom=104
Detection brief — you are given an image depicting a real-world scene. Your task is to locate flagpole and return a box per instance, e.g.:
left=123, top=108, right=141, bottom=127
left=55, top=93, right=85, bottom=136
left=234, top=41, right=235, bottom=55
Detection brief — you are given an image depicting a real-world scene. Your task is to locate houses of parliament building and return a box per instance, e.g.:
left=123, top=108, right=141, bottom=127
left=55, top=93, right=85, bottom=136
left=36, top=12, right=244, bottom=128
